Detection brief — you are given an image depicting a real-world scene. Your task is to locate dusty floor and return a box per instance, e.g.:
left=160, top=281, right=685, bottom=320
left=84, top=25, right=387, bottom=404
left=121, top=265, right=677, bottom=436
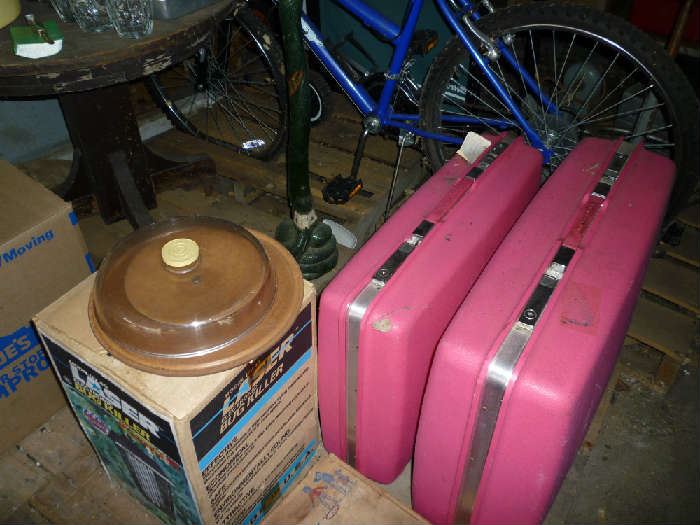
left=381, top=344, right=700, bottom=525
left=545, top=346, right=699, bottom=524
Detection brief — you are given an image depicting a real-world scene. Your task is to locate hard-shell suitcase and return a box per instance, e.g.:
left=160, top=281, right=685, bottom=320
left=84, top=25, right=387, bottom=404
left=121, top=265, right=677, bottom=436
left=412, top=138, right=675, bottom=525
left=318, top=134, right=542, bottom=483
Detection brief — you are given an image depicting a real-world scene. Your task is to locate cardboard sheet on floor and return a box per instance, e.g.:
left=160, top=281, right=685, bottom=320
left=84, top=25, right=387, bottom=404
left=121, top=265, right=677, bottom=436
left=262, top=453, right=427, bottom=524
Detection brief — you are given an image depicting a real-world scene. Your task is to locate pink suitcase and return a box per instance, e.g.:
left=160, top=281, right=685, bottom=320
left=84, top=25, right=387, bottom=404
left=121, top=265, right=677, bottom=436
left=412, top=138, right=675, bottom=525
left=318, top=134, right=542, bottom=483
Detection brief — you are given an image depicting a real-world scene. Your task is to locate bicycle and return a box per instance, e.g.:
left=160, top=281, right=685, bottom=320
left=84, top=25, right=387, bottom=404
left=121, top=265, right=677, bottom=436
left=147, top=0, right=699, bottom=217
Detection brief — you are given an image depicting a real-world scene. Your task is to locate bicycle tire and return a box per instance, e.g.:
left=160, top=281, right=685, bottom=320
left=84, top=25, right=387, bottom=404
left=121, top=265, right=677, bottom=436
left=420, top=2, right=699, bottom=217
left=147, top=6, right=287, bottom=160
left=308, top=69, right=334, bottom=126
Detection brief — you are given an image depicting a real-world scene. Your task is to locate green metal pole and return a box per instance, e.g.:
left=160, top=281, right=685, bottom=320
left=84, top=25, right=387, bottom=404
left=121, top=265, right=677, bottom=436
left=275, top=0, right=338, bottom=280
left=278, top=0, right=312, bottom=216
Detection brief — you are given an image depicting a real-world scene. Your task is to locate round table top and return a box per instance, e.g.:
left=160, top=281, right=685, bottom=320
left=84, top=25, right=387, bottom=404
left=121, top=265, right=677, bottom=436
left=0, top=0, right=233, bottom=97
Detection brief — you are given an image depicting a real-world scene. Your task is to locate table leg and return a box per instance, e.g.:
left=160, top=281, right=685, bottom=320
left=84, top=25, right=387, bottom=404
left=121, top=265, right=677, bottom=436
left=59, top=83, right=157, bottom=224
left=58, top=83, right=218, bottom=227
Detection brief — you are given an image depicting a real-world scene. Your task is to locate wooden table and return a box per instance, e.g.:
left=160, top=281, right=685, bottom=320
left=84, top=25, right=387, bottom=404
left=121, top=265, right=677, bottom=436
left=0, top=0, right=232, bottom=226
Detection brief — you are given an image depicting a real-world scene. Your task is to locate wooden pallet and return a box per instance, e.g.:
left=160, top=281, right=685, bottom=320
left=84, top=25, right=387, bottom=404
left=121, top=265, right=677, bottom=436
left=145, top=92, right=425, bottom=242
left=625, top=209, right=700, bottom=393
left=677, top=203, right=700, bottom=229
left=661, top=224, right=700, bottom=268
left=642, top=257, right=699, bottom=314
left=581, top=363, right=622, bottom=452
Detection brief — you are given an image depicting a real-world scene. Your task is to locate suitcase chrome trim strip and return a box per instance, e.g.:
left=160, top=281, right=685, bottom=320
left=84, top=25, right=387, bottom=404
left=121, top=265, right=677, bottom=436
left=457, top=141, right=633, bottom=522
left=592, top=141, right=633, bottom=198
left=457, top=246, right=573, bottom=523
left=344, top=134, right=515, bottom=467
left=373, top=220, right=434, bottom=284
left=346, top=283, right=382, bottom=466
left=345, top=221, right=432, bottom=466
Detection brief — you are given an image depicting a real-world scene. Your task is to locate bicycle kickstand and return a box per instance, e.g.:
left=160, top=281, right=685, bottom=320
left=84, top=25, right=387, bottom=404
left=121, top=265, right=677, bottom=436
left=323, top=118, right=378, bottom=204
left=383, top=129, right=414, bottom=222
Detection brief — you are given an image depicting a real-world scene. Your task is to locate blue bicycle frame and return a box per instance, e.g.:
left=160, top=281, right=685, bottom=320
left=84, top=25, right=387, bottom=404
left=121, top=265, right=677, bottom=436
left=300, top=0, right=556, bottom=161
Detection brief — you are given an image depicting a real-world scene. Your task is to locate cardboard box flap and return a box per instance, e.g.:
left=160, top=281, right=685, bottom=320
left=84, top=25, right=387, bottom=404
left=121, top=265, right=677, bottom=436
left=0, top=160, right=69, bottom=243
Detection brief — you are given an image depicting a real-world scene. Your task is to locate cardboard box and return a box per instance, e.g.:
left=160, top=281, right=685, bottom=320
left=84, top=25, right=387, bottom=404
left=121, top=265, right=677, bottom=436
left=262, top=453, right=428, bottom=524
left=0, top=159, right=93, bottom=453
left=35, top=275, right=319, bottom=525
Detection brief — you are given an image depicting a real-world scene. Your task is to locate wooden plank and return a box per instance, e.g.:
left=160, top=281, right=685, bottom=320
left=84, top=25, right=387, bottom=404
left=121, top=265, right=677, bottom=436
left=627, top=296, right=698, bottom=365
left=642, top=257, right=700, bottom=313
left=582, top=363, right=621, bottom=452
left=350, top=164, right=427, bottom=247
left=662, top=225, right=699, bottom=268
left=307, top=141, right=397, bottom=195
left=157, top=189, right=282, bottom=238
left=3, top=502, right=51, bottom=525
left=139, top=86, right=421, bottom=169
left=654, top=354, right=682, bottom=390
left=677, top=204, right=699, bottom=229
left=148, top=130, right=358, bottom=222
left=149, top=109, right=414, bottom=196
left=31, top=467, right=159, bottom=525
left=147, top=129, right=414, bottom=226
left=18, top=408, right=92, bottom=476
left=327, top=92, right=363, bottom=123
left=310, top=114, right=423, bottom=168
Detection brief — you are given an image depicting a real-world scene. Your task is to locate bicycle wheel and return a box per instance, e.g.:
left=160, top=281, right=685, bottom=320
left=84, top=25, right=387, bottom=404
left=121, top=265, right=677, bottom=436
left=308, top=69, right=334, bottom=126
left=148, top=6, right=287, bottom=160
left=420, top=2, right=699, bottom=216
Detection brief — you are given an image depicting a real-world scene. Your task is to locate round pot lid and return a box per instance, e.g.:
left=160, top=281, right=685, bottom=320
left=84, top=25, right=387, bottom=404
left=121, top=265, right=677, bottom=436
left=89, top=217, right=303, bottom=376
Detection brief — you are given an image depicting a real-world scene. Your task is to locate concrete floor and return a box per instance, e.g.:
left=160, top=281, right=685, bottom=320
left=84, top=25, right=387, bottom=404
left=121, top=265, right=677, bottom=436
left=545, top=346, right=699, bottom=524
left=380, top=343, right=700, bottom=525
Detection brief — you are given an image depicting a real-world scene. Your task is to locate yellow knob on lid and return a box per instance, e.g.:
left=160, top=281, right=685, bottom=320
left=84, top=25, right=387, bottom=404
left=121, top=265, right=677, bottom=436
left=162, top=238, right=199, bottom=268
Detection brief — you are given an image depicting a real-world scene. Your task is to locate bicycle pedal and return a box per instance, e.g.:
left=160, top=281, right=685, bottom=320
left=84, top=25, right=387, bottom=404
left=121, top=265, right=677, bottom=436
left=322, top=175, right=364, bottom=204
left=409, top=29, right=438, bottom=56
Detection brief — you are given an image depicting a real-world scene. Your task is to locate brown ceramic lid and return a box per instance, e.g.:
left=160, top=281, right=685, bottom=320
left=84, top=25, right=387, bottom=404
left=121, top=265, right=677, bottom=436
left=89, top=217, right=303, bottom=376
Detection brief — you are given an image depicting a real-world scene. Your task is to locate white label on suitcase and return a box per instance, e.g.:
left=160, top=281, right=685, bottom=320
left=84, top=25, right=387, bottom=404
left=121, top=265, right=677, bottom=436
left=458, top=132, right=492, bottom=163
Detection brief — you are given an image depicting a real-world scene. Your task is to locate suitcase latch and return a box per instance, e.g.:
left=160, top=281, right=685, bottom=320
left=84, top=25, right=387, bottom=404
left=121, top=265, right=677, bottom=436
left=372, top=220, right=434, bottom=285
left=592, top=141, right=634, bottom=198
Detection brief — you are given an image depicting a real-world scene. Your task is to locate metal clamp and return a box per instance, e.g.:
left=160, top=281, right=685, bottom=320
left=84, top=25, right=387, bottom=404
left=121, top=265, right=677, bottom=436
left=592, top=141, right=633, bottom=198
left=462, top=13, right=499, bottom=60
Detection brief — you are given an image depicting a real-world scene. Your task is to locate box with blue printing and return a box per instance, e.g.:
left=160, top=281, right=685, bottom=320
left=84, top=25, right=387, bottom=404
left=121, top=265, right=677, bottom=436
left=34, top=275, right=319, bottom=525
left=0, top=159, right=93, bottom=453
